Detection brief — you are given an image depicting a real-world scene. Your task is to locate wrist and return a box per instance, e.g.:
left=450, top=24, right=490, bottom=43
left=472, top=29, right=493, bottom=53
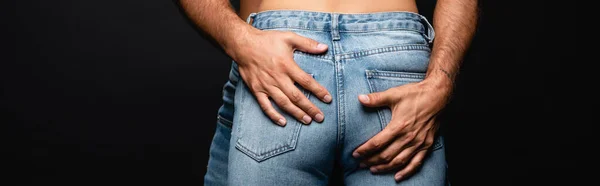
left=423, top=70, right=455, bottom=93
left=222, top=23, right=259, bottom=61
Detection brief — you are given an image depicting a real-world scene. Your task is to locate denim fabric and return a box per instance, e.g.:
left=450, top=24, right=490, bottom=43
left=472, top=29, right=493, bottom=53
left=205, top=10, right=447, bottom=186
left=204, top=60, right=240, bottom=185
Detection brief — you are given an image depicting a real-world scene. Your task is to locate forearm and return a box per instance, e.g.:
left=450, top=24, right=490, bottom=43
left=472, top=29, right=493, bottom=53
left=179, top=0, right=255, bottom=57
left=425, top=0, right=478, bottom=89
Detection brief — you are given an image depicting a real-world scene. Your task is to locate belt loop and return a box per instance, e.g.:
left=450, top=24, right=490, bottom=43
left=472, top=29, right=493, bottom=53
left=419, top=15, right=435, bottom=43
left=246, top=12, right=257, bottom=25
left=331, top=13, right=340, bottom=41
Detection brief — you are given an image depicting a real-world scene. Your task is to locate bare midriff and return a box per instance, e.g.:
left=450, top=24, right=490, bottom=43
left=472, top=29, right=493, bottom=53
left=238, top=0, right=418, bottom=20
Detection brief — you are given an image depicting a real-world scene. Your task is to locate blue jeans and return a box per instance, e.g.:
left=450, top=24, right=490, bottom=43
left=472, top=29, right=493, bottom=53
left=205, top=10, right=447, bottom=186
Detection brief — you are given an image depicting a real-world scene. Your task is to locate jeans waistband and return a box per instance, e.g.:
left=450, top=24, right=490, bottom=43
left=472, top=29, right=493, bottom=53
left=245, top=10, right=435, bottom=43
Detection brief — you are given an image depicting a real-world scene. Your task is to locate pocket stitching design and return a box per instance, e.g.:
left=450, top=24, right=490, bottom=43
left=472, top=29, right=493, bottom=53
left=432, top=138, right=443, bottom=151
left=216, top=115, right=233, bottom=128
left=366, top=69, right=444, bottom=151
left=366, top=75, right=388, bottom=131
left=234, top=74, right=313, bottom=162
left=365, top=69, right=426, bottom=131
left=366, top=70, right=426, bottom=80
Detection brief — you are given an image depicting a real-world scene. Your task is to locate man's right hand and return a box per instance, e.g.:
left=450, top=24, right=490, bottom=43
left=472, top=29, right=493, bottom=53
left=229, top=28, right=332, bottom=126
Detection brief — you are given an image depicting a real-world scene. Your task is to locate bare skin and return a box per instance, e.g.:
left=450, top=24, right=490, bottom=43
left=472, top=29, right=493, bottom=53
left=180, top=0, right=477, bottom=182
left=239, top=0, right=418, bottom=22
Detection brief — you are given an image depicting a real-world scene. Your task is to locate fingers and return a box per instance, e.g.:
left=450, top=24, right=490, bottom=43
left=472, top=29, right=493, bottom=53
left=359, top=137, right=411, bottom=169
left=267, top=86, right=313, bottom=125
left=288, top=68, right=332, bottom=104
left=353, top=127, right=397, bottom=158
left=367, top=126, right=436, bottom=173
left=285, top=32, right=328, bottom=54
left=394, top=150, right=428, bottom=182
left=278, top=78, right=325, bottom=123
left=358, top=88, right=399, bottom=107
left=368, top=145, right=419, bottom=173
left=255, top=92, right=286, bottom=126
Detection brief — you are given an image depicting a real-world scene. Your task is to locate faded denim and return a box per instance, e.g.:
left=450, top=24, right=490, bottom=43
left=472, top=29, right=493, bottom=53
left=205, top=10, right=447, bottom=186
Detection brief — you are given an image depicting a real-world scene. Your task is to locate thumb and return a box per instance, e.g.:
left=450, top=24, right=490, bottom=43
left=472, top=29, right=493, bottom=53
left=358, top=89, right=397, bottom=107
left=287, top=33, right=328, bottom=54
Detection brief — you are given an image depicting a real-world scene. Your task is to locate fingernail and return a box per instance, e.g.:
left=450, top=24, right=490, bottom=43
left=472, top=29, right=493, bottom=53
left=359, top=94, right=369, bottom=103
left=316, top=43, right=327, bottom=50
left=359, top=163, right=367, bottom=168
left=277, top=118, right=286, bottom=126
left=395, top=174, right=403, bottom=181
left=302, top=115, right=312, bottom=124
left=370, top=167, right=378, bottom=172
left=314, top=113, right=324, bottom=122
left=323, top=95, right=332, bottom=103
left=352, top=152, right=361, bottom=158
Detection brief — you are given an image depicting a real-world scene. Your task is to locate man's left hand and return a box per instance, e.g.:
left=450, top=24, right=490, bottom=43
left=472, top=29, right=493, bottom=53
left=352, top=78, right=451, bottom=182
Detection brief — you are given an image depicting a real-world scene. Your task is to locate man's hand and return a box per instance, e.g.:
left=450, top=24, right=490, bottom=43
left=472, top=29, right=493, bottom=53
left=351, top=0, right=477, bottom=182
left=179, top=0, right=332, bottom=126
left=231, top=28, right=333, bottom=126
left=352, top=79, right=451, bottom=182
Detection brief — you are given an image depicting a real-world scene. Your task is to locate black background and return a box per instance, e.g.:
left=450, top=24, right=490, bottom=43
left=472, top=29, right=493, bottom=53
left=3, top=0, right=579, bottom=185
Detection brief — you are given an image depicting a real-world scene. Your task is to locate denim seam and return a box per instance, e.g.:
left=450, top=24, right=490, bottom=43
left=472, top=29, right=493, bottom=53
left=293, top=51, right=334, bottom=61
left=257, top=26, right=330, bottom=31
left=234, top=123, right=301, bottom=162
left=257, top=26, right=423, bottom=34
left=366, top=70, right=426, bottom=79
left=333, top=42, right=344, bottom=150
left=365, top=72, right=387, bottom=131
left=234, top=87, right=310, bottom=162
left=235, top=80, right=245, bottom=145
left=432, top=140, right=443, bottom=151
left=338, top=61, right=345, bottom=148
left=235, top=143, right=295, bottom=162
left=366, top=70, right=442, bottom=151
left=341, top=28, right=423, bottom=33
left=339, top=44, right=430, bottom=60
left=216, top=115, right=233, bottom=128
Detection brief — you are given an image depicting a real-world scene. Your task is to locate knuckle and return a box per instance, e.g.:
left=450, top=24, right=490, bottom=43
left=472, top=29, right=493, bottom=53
left=289, top=90, right=303, bottom=103
left=389, top=160, right=402, bottom=167
left=266, top=111, right=278, bottom=119
left=304, top=39, right=316, bottom=47
left=397, top=159, right=407, bottom=166
left=248, top=81, right=262, bottom=92
left=387, top=124, right=403, bottom=135
left=274, top=60, right=289, bottom=70
left=404, top=132, right=416, bottom=141
left=297, top=74, right=313, bottom=86
left=426, top=135, right=435, bottom=142
left=312, top=85, right=326, bottom=95
left=396, top=159, right=406, bottom=167
left=369, top=93, right=380, bottom=103
left=394, top=159, right=405, bottom=167
left=259, top=104, right=269, bottom=112
left=370, top=140, right=383, bottom=149
left=423, top=137, right=434, bottom=147
left=411, top=163, right=422, bottom=170
left=423, top=140, right=433, bottom=148
left=380, top=154, right=393, bottom=162
left=275, top=98, right=289, bottom=108
left=305, top=105, right=318, bottom=115
left=416, top=136, right=426, bottom=145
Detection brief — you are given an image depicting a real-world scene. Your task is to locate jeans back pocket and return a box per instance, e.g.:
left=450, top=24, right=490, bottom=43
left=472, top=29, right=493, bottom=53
left=233, top=75, right=313, bottom=162
left=365, top=69, right=443, bottom=150
left=366, top=69, right=425, bottom=129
